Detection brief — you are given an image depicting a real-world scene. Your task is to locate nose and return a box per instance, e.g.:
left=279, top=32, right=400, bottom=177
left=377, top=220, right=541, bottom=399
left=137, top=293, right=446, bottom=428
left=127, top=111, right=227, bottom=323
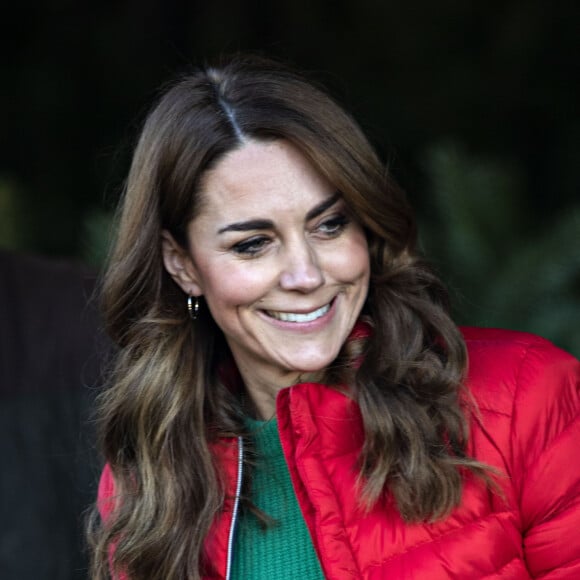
left=279, top=238, right=324, bottom=292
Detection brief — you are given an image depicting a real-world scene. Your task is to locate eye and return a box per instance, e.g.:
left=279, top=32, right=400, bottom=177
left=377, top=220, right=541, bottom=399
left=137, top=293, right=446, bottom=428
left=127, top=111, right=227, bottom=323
left=231, top=236, right=271, bottom=256
left=317, top=214, right=350, bottom=236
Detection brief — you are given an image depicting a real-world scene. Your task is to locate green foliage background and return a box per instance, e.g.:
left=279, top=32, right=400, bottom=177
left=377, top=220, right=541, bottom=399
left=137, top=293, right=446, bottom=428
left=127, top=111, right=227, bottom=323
left=420, top=143, right=580, bottom=354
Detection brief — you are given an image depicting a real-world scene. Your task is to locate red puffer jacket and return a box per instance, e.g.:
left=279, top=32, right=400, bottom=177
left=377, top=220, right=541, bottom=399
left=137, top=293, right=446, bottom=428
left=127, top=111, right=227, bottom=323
left=98, top=327, right=580, bottom=579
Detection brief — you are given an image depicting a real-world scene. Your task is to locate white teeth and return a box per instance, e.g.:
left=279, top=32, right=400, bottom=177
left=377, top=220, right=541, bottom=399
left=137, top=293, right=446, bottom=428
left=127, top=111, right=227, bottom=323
left=267, top=303, right=330, bottom=323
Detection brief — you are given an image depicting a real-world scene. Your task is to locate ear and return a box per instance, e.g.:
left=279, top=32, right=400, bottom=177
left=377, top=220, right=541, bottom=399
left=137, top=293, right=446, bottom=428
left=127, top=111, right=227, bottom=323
left=161, top=230, right=203, bottom=296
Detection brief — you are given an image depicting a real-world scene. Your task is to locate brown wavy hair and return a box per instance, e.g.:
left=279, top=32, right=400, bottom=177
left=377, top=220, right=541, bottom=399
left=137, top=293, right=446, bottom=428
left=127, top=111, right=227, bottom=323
left=88, top=55, right=489, bottom=579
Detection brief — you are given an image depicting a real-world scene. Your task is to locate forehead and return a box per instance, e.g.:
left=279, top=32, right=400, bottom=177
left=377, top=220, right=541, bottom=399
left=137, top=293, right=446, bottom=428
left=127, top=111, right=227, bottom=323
left=196, top=139, right=335, bottom=220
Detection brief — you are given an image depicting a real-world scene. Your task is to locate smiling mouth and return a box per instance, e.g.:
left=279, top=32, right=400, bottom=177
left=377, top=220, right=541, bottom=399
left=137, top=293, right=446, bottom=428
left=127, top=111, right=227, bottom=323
left=265, top=302, right=331, bottom=323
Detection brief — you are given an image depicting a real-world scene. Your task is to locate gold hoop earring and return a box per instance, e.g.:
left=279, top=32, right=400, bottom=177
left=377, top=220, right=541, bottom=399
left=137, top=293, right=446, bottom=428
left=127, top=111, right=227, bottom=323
left=187, top=296, right=199, bottom=320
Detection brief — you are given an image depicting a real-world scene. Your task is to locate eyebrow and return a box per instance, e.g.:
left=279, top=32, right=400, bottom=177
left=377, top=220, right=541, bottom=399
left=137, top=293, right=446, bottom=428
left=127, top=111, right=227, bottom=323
left=217, top=191, right=342, bottom=234
left=306, top=191, right=341, bottom=221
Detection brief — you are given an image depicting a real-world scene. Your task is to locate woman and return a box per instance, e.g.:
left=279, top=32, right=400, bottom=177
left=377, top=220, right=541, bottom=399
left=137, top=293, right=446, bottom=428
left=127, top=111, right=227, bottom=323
left=90, top=55, right=580, bottom=579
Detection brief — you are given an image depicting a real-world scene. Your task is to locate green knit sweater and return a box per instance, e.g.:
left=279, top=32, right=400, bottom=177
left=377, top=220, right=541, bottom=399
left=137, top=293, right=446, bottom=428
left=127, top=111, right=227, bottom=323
left=231, top=418, right=325, bottom=579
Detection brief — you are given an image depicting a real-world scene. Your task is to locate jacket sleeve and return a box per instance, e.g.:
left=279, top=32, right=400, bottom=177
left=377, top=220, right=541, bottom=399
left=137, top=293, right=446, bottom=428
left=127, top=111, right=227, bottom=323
left=97, top=463, right=116, bottom=522
left=510, top=339, right=580, bottom=578
left=97, top=464, right=128, bottom=580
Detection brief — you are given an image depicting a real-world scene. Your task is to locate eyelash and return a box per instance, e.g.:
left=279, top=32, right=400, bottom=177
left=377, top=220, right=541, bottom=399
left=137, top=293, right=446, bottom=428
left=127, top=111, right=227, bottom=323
left=232, top=236, right=271, bottom=256
left=231, top=213, right=350, bottom=256
left=317, top=214, right=350, bottom=236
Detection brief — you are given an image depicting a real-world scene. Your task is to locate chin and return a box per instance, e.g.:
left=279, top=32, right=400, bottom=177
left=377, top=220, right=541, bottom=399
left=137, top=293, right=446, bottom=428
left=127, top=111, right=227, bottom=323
left=282, top=350, right=340, bottom=376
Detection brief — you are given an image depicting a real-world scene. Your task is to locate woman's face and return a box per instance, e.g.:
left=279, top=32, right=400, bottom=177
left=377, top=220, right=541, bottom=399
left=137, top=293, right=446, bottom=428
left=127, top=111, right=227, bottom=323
left=163, top=139, right=370, bottom=391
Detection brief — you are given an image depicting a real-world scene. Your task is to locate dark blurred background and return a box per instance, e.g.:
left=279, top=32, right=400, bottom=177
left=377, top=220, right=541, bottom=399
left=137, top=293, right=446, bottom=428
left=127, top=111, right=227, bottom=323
left=1, top=1, right=578, bottom=353
left=1, top=1, right=579, bottom=352
left=0, top=1, right=578, bottom=577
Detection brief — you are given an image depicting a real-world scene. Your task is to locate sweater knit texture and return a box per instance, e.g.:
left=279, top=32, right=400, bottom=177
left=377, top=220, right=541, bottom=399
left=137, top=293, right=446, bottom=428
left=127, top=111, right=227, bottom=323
left=231, top=417, right=324, bottom=579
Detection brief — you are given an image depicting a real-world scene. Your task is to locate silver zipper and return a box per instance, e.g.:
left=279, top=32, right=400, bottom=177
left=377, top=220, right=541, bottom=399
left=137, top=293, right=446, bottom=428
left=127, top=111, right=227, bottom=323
left=225, top=436, right=243, bottom=580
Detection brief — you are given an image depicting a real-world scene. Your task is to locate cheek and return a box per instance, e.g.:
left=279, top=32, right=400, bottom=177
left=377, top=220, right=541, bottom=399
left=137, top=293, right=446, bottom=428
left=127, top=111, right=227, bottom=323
left=332, top=233, right=371, bottom=282
left=199, top=262, right=271, bottom=310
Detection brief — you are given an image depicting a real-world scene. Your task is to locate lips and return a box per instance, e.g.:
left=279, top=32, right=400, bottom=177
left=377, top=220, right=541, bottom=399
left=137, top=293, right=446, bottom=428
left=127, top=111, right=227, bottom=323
left=265, top=302, right=331, bottom=323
